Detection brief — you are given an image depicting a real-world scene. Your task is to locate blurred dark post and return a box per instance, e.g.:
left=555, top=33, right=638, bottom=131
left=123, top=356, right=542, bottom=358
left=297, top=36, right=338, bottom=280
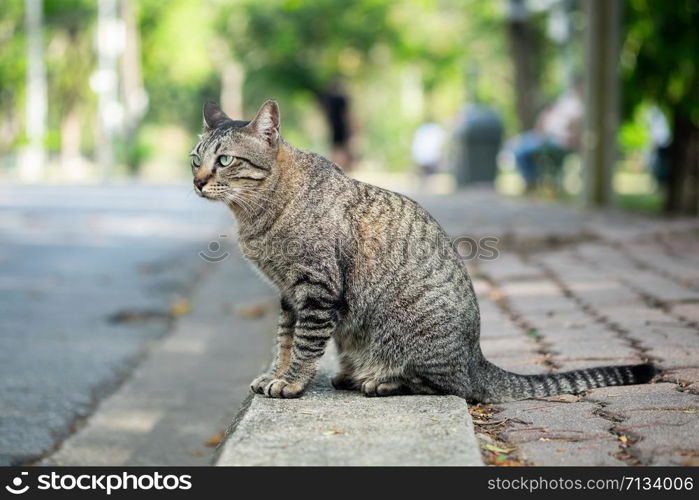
left=582, top=0, right=620, bottom=207
left=506, top=0, right=537, bottom=131
left=21, top=0, right=47, bottom=181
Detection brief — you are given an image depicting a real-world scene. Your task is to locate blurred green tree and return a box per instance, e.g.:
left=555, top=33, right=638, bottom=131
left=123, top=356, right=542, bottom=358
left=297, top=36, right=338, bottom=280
left=622, top=0, right=699, bottom=214
left=0, top=1, right=27, bottom=155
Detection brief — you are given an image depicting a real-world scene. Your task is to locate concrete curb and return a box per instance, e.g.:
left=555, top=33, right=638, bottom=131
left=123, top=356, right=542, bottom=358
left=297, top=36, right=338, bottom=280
left=215, top=347, right=483, bottom=466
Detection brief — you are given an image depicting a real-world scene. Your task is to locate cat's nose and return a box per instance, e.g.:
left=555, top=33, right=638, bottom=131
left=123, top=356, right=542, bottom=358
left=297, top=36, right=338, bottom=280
left=194, top=177, right=208, bottom=191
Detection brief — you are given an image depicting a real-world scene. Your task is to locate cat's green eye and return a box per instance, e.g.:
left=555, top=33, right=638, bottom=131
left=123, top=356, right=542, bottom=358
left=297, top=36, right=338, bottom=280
left=191, top=155, right=201, bottom=168
left=218, top=155, right=234, bottom=167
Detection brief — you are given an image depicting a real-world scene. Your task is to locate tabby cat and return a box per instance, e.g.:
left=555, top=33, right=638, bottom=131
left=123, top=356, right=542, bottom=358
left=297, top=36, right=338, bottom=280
left=191, top=99, right=657, bottom=402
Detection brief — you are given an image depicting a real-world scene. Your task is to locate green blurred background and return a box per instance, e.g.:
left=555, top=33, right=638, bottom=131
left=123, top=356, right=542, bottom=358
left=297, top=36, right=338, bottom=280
left=0, top=0, right=697, bottom=213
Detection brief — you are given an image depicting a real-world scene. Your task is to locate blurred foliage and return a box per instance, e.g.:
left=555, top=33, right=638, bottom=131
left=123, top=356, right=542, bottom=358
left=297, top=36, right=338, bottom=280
left=2, top=0, right=538, bottom=173
left=2, top=0, right=693, bottom=183
left=0, top=1, right=27, bottom=152
left=221, top=0, right=396, bottom=94
left=622, top=0, right=698, bottom=127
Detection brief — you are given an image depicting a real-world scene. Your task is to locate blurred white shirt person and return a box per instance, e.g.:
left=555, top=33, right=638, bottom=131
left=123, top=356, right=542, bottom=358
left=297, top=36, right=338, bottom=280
left=412, top=122, right=446, bottom=176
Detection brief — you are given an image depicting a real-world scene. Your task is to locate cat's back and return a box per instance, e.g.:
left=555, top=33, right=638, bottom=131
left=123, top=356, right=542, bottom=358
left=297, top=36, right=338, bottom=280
left=346, top=179, right=446, bottom=248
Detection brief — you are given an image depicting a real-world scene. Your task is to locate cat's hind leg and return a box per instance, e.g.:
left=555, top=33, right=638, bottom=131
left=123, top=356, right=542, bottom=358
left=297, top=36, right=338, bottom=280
left=361, top=376, right=438, bottom=397
left=331, top=337, right=360, bottom=390
left=361, top=379, right=407, bottom=397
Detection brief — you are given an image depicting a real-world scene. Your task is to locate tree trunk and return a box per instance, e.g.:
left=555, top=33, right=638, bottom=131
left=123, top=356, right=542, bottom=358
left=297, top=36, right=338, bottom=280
left=506, top=7, right=537, bottom=131
left=582, top=0, right=620, bottom=208
left=120, top=0, right=147, bottom=175
left=220, top=61, right=244, bottom=120
left=666, top=113, right=699, bottom=215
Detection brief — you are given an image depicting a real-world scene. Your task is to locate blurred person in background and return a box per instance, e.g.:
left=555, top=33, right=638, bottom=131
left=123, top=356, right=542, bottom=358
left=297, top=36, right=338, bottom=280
left=318, top=79, right=355, bottom=170
left=511, top=78, right=584, bottom=191
left=411, top=119, right=446, bottom=183
left=646, top=105, right=672, bottom=190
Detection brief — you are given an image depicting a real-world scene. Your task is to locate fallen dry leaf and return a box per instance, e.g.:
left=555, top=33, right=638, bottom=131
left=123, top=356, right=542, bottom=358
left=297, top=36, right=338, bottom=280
left=493, top=458, right=524, bottom=467
left=204, top=430, right=225, bottom=447
left=323, top=430, right=345, bottom=436
left=170, top=299, right=191, bottom=318
left=489, top=290, right=503, bottom=302
left=485, top=443, right=516, bottom=455
left=236, top=302, right=272, bottom=319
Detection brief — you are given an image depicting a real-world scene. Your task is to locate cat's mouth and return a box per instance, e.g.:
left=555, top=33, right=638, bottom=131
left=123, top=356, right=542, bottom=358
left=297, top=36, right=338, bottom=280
left=196, top=184, right=228, bottom=201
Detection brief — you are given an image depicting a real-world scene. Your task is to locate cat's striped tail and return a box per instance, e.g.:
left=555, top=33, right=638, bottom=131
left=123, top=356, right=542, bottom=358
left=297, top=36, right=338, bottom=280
left=475, top=361, right=659, bottom=403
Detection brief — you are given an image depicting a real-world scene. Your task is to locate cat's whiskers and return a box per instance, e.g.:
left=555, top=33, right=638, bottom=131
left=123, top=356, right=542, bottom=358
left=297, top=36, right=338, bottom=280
left=234, top=194, right=267, bottom=213
left=233, top=188, right=274, bottom=216
left=225, top=192, right=255, bottom=219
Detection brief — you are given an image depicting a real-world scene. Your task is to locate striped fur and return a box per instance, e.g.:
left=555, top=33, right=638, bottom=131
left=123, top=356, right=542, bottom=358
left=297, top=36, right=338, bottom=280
left=192, top=100, right=658, bottom=402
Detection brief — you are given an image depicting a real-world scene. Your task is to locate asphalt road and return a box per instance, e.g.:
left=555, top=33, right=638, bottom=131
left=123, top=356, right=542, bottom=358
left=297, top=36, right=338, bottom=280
left=0, top=184, right=243, bottom=465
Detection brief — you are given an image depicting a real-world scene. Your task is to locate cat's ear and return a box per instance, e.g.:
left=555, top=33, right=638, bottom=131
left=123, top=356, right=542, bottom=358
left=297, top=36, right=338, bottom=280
left=203, top=100, right=232, bottom=131
left=249, top=99, right=280, bottom=146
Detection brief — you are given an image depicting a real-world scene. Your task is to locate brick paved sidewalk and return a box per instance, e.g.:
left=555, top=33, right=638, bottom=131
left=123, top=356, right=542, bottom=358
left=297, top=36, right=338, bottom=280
left=417, top=191, right=699, bottom=466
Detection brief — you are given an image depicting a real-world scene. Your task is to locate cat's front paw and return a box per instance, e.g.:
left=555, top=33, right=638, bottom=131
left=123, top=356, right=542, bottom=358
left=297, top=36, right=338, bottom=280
left=250, top=373, right=275, bottom=394
left=264, top=378, right=305, bottom=398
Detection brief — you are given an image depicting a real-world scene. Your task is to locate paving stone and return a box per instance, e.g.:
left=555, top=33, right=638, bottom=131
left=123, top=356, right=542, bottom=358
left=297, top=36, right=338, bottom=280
left=517, top=437, right=625, bottom=466
left=488, top=357, right=549, bottom=375
left=671, top=303, right=699, bottom=324
left=478, top=255, right=545, bottom=283
left=622, top=244, right=699, bottom=284
left=499, top=279, right=563, bottom=297
left=661, top=368, right=699, bottom=394
left=554, top=358, right=644, bottom=372
left=624, top=273, right=699, bottom=303
left=531, top=322, right=620, bottom=344
left=569, top=285, right=641, bottom=307
left=635, top=325, right=699, bottom=344
left=596, top=303, right=678, bottom=331
left=541, top=331, right=622, bottom=348
left=643, top=345, right=699, bottom=369
left=617, top=411, right=699, bottom=465
left=496, top=401, right=611, bottom=445
left=481, top=337, right=540, bottom=359
left=550, top=340, right=639, bottom=362
left=585, top=383, right=699, bottom=413
left=510, top=299, right=580, bottom=318
left=472, top=278, right=492, bottom=296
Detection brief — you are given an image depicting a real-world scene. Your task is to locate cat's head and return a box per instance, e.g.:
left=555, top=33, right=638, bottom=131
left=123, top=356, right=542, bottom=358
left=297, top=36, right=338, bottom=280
left=190, top=100, right=280, bottom=203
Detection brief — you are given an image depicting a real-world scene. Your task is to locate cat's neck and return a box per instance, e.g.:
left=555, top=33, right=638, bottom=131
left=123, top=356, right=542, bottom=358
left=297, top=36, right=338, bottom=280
left=228, top=141, right=301, bottom=237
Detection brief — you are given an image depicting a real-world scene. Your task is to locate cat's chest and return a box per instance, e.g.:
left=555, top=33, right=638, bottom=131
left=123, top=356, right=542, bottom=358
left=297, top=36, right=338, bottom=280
left=238, top=234, right=292, bottom=287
